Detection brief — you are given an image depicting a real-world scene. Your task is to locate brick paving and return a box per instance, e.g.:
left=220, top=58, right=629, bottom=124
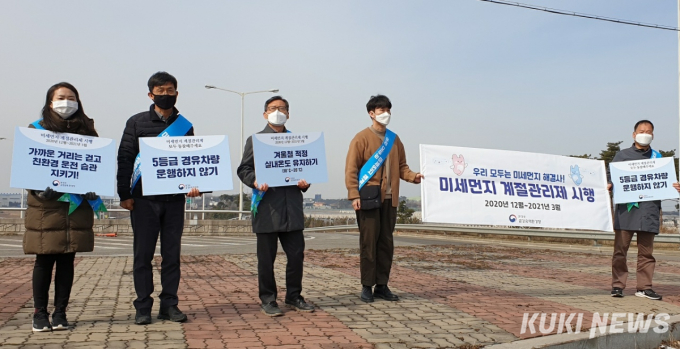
left=0, top=259, right=36, bottom=328
left=304, top=250, right=599, bottom=340
left=227, top=254, right=514, bottom=348
left=0, top=241, right=679, bottom=348
left=180, top=255, right=371, bottom=349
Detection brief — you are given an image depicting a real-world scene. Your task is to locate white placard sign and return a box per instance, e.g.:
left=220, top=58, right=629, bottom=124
left=610, top=157, right=678, bottom=204
left=10, top=127, right=116, bottom=196
left=138, top=135, right=233, bottom=195
left=251, top=132, right=328, bottom=188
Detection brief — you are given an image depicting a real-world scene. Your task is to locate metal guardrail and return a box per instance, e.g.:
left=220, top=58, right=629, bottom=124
left=305, top=224, right=680, bottom=244
left=4, top=204, right=678, bottom=244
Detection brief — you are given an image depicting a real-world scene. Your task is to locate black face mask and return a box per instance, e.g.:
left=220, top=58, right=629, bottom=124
left=152, top=94, right=177, bottom=110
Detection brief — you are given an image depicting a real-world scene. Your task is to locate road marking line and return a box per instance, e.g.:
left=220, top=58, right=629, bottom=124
left=92, top=242, right=134, bottom=247
left=182, top=237, right=256, bottom=242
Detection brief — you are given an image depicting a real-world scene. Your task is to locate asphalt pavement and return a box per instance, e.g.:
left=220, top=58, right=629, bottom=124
left=0, top=232, right=430, bottom=258
left=3, top=231, right=680, bottom=261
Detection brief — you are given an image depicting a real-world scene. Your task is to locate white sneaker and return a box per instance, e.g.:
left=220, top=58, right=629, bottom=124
left=635, top=289, right=662, bottom=300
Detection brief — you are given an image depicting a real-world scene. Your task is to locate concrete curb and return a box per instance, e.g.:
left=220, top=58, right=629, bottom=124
left=485, top=314, right=680, bottom=349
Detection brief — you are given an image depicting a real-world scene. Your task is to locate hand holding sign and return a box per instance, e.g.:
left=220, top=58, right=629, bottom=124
left=121, top=199, right=134, bottom=211
left=297, top=179, right=310, bottom=190
left=253, top=180, right=269, bottom=192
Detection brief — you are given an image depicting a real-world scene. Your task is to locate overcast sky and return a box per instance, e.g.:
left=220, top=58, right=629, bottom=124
left=0, top=0, right=678, bottom=200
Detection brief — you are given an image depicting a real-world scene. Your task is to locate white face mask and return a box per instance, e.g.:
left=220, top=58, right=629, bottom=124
left=635, top=133, right=653, bottom=146
left=52, top=100, right=78, bottom=119
left=374, top=111, right=391, bottom=126
left=267, top=110, right=287, bottom=126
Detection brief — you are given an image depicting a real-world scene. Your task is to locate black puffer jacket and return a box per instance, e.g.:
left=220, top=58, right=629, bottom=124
left=116, top=104, right=194, bottom=201
left=237, top=124, right=308, bottom=234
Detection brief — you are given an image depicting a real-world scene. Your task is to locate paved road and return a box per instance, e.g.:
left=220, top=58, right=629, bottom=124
left=6, top=232, right=680, bottom=261
left=3, top=232, right=680, bottom=261
left=0, top=232, right=435, bottom=258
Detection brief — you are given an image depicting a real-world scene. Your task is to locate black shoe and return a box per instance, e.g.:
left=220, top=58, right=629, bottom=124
left=360, top=286, right=374, bottom=303
left=261, top=302, right=283, bottom=317
left=32, top=308, right=52, bottom=332
left=611, top=287, right=623, bottom=298
left=135, top=309, right=152, bottom=325
left=285, top=296, right=315, bottom=313
left=635, top=289, right=662, bottom=300
left=51, top=308, right=69, bottom=331
left=374, top=285, right=399, bottom=301
left=158, top=305, right=187, bottom=322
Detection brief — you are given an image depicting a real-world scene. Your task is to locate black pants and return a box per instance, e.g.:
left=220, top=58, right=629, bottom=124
left=131, top=198, right=184, bottom=310
left=256, top=231, right=305, bottom=304
left=33, top=253, right=76, bottom=310
left=356, top=200, right=397, bottom=287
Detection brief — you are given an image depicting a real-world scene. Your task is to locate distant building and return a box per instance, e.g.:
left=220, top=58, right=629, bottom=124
left=314, top=194, right=322, bottom=201
left=0, top=193, right=23, bottom=208
left=313, top=202, right=330, bottom=209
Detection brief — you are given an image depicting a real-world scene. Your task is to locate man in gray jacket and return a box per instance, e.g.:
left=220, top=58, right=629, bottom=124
left=237, top=96, right=314, bottom=316
left=609, top=120, right=680, bottom=300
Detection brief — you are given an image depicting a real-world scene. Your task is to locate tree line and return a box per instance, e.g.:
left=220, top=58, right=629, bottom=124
left=571, top=141, right=678, bottom=174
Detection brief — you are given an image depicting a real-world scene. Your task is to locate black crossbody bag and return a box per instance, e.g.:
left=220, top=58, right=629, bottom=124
left=359, top=167, right=384, bottom=210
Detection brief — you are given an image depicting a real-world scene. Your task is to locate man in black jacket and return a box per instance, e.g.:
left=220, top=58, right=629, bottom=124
left=237, top=96, right=315, bottom=316
left=117, top=72, right=200, bottom=325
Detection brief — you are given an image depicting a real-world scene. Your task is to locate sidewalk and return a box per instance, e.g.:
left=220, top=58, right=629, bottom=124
left=1, top=242, right=679, bottom=348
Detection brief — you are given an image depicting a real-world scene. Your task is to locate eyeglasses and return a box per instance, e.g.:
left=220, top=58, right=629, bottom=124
left=267, top=106, right=288, bottom=112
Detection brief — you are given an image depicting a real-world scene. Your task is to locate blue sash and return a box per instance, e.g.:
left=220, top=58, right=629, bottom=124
left=130, top=114, right=192, bottom=193
left=251, top=129, right=291, bottom=217
left=626, top=149, right=662, bottom=212
left=30, top=119, right=107, bottom=218
left=357, top=129, right=396, bottom=191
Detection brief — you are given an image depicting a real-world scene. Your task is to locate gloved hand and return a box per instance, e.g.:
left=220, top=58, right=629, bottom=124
left=36, top=187, right=60, bottom=200
left=83, top=192, right=98, bottom=201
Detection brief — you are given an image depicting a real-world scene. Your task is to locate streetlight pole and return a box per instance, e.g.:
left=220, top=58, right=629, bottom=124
left=205, top=85, right=279, bottom=220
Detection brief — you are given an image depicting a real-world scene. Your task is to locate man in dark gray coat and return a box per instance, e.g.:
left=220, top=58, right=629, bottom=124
left=608, top=120, right=680, bottom=300
left=237, top=96, right=315, bottom=316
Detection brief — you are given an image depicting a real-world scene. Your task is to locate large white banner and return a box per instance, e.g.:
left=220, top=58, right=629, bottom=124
left=420, top=144, right=613, bottom=231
